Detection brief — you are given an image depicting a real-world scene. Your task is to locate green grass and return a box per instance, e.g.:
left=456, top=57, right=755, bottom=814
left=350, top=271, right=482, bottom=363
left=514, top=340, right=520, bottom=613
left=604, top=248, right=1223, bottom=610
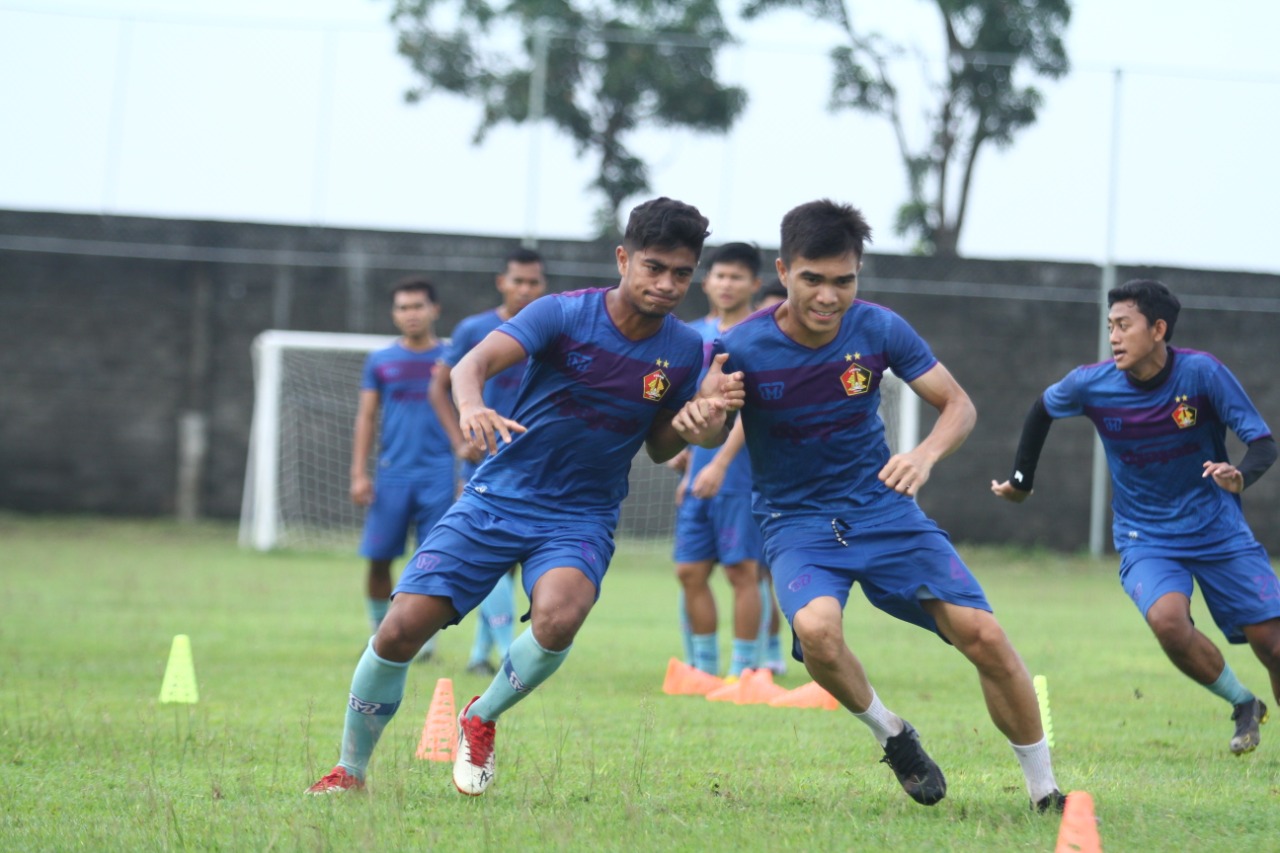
left=2, top=515, right=1277, bottom=851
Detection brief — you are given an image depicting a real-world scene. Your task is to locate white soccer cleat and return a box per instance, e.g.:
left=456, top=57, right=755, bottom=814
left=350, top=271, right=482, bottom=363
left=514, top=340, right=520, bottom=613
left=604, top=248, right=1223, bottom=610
left=453, top=696, right=497, bottom=796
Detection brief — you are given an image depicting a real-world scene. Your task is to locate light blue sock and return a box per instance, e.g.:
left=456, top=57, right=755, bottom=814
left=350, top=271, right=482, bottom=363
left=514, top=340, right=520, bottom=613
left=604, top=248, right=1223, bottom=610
left=1207, top=664, right=1255, bottom=706
left=366, top=597, right=390, bottom=633
left=755, top=579, right=771, bottom=665
left=486, top=572, right=516, bottom=658
left=691, top=632, right=719, bottom=675
left=678, top=590, right=695, bottom=665
left=469, top=615, right=493, bottom=666
left=729, top=638, right=757, bottom=677
left=766, top=633, right=783, bottom=664
left=470, top=629, right=571, bottom=721
left=337, top=638, right=410, bottom=779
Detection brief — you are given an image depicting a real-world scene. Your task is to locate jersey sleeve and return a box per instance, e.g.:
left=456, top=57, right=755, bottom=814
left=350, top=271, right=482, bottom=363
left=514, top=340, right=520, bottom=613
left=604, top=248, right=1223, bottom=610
left=1042, top=367, right=1085, bottom=418
left=360, top=352, right=380, bottom=392
left=496, top=293, right=561, bottom=358
left=443, top=317, right=480, bottom=367
left=1206, top=359, right=1272, bottom=443
left=667, top=334, right=704, bottom=410
left=884, top=311, right=938, bottom=382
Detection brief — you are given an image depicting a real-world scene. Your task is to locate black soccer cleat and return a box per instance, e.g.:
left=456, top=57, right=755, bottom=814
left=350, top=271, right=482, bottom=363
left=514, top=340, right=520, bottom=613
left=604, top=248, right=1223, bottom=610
left=880, top=721, right=947, bottom=806
left=1230, top=698, right=1268, bottom=755
left=1033, top=789, right=1066, bottom=813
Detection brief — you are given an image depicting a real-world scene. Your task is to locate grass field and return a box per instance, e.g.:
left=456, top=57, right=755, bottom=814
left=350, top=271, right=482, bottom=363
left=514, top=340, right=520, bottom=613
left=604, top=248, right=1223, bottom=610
left=2, top=515, right=1277, bottom=851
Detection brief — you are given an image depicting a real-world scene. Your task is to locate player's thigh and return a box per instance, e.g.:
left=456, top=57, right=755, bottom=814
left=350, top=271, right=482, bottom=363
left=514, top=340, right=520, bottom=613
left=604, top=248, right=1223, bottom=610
left=359, top=480, right=414, bottom=560
left=708, top=492, right=765, bottom=567
left=672, top=496, right=716, bottom=564
left=1118, top=552, right=1195, bottom=621
left=762, top=521, right=856, bottom=627
left=1191, top=544, right=1280, bottom=644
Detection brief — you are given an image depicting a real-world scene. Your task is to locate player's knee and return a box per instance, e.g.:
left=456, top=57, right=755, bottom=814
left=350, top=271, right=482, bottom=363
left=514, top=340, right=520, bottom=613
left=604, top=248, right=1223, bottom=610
left=1146, top=609, right=1193, bottom=649
left=675, top=562, right=711, bottom=588
left=722, top=562, right=760, bottom=590
left=530, top=601, right=590, bottom=650
left=792, top=611, right=842, bottom=666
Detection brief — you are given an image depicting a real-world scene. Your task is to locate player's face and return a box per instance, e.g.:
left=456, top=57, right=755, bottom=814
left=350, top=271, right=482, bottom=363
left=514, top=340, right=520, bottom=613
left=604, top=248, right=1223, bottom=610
left=775, top=252, right=860, bottom=347
left=1108, top=299, right=1166, bottom=379
left=702, top=262, right=760, bottom=317
left=497, top=261, right=546, bottom=316
left=616, top=245, right=699, bottom=318
left=391, top=290, right=438, bottom=339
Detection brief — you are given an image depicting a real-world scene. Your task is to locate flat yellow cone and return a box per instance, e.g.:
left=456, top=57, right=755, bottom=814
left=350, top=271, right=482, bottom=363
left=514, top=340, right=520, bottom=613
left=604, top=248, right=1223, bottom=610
left=159, top=634, right=199, bottom=704
left=1033, top=674, right=1054, bottom=748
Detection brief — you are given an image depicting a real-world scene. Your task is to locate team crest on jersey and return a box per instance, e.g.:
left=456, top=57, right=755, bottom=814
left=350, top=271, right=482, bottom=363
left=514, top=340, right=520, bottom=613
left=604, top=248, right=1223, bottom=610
left=840, top=363, right=871, bottom=396
left=643, top=367, right=670, bottom=402
left=1171, top=396, right=1196, bottom=429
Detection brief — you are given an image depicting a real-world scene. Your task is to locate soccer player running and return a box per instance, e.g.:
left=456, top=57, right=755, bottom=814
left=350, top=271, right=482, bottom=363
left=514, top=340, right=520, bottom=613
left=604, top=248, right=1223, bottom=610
left=429, top=247, right=548, bottom=676
left=992, top=279, right=1280, bottom=755
left=718, top=200, right=1062, bottom=811
left=674, top=242, right=764, bottom=678
left=349, top=277, right=453, bottom=643
left=307, top=197, right=745, bottom=796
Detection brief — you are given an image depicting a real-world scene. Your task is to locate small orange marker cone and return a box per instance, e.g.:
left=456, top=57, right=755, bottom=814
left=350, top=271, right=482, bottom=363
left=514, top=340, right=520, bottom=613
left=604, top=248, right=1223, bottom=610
left=732, top=669, right=788, bottom=705
left=661, top=657, right=725, bottom=696
left=1054, top=791, right=1102, bottom=853
left=416, top=677, right=457, bottom=762
left=769, top=680, right=839, bottom=710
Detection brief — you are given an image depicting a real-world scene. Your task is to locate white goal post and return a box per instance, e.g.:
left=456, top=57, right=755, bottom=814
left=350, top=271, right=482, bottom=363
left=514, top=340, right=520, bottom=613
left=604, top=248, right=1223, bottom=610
left=239, top=330, right=921, bottom=552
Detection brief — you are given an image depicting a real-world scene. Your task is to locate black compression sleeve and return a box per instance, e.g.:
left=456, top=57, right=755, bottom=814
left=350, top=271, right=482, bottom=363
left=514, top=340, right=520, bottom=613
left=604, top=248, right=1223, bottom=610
left=1239, top=435, right=1277, bottom=490
left=1008, top=395, right=1055, bottom=492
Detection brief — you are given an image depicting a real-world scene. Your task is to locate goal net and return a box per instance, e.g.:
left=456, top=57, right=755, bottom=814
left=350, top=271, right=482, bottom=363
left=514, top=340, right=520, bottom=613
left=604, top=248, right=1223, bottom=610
left=239, top=330, right=920, bottom=554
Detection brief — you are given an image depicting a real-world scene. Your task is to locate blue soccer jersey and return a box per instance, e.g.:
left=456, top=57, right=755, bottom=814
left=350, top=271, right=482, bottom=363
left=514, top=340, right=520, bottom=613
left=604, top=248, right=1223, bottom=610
left=684, top=316, right=754, bottom=495
left=1043, top=347, right=1273, bottom=552
left=719, top=300, right=937, bottom=527
left=445, top=309, right=527, bottom=418
left=360, top=342, right=454, bottom=483
left=466, top=287, right=704, bottom=525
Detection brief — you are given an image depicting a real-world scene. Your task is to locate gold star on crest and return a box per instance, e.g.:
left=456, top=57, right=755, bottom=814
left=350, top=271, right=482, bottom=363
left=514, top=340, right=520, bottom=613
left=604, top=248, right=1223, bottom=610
left=662, top=359, right=670, bottom=368
left=844, top=353, right=853, bottom=362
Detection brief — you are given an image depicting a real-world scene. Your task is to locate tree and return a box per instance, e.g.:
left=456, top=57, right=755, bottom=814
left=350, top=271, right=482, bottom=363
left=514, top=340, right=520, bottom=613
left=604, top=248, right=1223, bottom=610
left=742, top=0, right=1070, bottom=256
left=390, top=0, right=747, bottom=237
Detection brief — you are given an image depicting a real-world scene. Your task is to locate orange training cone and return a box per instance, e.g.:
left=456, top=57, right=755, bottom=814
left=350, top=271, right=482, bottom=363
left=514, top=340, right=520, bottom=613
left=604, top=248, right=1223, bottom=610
left=662, top=658, right=725, bottom=696
left=416, top=677, right=458, bottom=762
left=1054, top=791, right=1102, bottom=853
left=769, top=680, right=839, bottom=710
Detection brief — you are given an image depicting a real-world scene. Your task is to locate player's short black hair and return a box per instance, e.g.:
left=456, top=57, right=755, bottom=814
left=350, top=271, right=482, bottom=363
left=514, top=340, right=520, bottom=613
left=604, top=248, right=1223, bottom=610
left=1108, top=279, right=1180, bottom=342
left=623, top=197, right=711, bottom=258
left=779, top=199, right=873, bottom=265
left=705, top=242, right=762, bottom=277
left=503, top=246, right=543, bottom=270
left=757, top=278, right=787, bottom=305
left=390, top=275, right=438, bottom=304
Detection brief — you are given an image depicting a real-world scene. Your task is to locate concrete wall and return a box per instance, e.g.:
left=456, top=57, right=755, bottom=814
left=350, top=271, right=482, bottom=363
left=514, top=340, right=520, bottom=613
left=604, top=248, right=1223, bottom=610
left=2, top=209, right=1277, bottom=552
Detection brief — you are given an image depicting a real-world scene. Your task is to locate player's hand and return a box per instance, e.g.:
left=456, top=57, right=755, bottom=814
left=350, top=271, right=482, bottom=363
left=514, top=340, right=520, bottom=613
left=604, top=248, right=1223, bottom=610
left=698, top=353, right=745, bottom=412
left=878, top=450, right=933, bottom=497
left=665, top=448, right=690, bottom=474
left=459, top=403, right=527, bottom=456
left=691, top=462, right=725, bottom=499
left=1202, top=460, right=1244, bottom=494
left=672, top=397, right=728, bottom=446
left=990, top=479, right=1032, bottom=503
left=350, top=473, right=373, bottom=506
left=454, top=440, right=485, bottom=464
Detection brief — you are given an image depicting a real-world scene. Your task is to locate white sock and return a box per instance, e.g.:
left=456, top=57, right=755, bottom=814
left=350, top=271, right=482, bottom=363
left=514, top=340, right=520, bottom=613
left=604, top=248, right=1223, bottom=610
left=1010, top=737, right=1058, bottom=802
left=852, top=689, right=904, bottom=747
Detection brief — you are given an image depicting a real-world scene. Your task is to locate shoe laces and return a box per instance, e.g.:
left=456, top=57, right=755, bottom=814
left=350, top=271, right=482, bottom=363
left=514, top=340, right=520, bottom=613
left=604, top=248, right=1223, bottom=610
left=881, top=733, right=929, bottom=779
left=461, top=714, right=496, bottom=765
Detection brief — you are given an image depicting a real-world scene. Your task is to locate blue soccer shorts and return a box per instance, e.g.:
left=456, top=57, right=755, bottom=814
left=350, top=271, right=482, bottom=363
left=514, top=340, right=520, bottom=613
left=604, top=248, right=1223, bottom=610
left=1119, top=541, right=1280, bottom=644
left=358, top=478, right=454, bottom=560
left=672, top=491, right=764, bottom=566
left=392, top=494, right=617, bottom=625
left=762, top=506, right=991, bottom=661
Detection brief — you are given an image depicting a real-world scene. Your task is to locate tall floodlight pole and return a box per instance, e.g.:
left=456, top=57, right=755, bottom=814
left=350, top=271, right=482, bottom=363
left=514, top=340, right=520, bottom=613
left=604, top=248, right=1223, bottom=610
left=1089, top=68, right=1124, bottom=557
left=523, top=21, right=551, bottom=249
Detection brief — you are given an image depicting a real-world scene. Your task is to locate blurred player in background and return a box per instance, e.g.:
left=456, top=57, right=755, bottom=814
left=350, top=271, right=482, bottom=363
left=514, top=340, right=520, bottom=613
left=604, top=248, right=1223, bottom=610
left=993, top=278, right=1280, bottom=755
left=672, top=242, right=763, bottom=678
left=430, top=247, right=548, bottom=676
left=721, top=199, right=1062, bottom=812
left=308, top=197, right=745, bottom=797
left=349, top=277, right=453, bottom=651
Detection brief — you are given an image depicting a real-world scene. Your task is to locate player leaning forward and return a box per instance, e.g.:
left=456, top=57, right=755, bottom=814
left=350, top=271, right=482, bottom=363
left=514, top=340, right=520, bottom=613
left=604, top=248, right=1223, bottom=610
left=718, top=199, right=1063, bottom=811
left=993, top=279, right=1280, bottom=755
left=307, top=197, right=745, bottom=796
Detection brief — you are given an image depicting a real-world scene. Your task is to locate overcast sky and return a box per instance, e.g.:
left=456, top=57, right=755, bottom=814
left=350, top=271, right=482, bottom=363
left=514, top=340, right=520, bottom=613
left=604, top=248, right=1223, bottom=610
left=2, top=0, right=1278, bottom=273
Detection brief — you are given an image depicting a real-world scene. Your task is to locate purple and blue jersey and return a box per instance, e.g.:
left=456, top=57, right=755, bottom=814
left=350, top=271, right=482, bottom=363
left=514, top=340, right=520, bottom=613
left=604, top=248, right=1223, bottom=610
left=1043, top=347, right=1273, bottom=553
left=466, top=288, right=703, bottom=526
left=361, top=342, right=453, bottom=483
left=718, top=300, right=937, bottom=528
left=445, top=309, right=527, bottom=418
left=684, top=316, right=753, bottom=495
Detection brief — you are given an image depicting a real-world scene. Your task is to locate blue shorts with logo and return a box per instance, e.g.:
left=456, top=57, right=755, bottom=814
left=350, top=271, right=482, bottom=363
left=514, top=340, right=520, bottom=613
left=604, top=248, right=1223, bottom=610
left=762, top=505, right=990, bottom=661
left=672, top=491, right=763, bottom=565
left=1119, top=541, right=1280, bottom=644
left=393, top=494, right=617, bottom=625
left=358, top=478, right=454, bottom=560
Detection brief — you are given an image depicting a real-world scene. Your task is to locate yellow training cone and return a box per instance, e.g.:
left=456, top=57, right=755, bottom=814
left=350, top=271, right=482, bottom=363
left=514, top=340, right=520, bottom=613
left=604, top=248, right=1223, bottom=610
left=159, top=634, right=199, bottom=704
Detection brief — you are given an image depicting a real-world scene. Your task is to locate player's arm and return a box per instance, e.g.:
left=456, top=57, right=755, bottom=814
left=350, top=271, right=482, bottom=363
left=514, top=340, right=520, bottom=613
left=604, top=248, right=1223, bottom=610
left=690, top=416, right=747, bottom=499
left=991, top=395, right=1056, bottom=503
left=1203, top=435, right=1277, bottom=494
left=429, top=361, right=484, bottom=464
left=880, top=361, right=975, bottom=497
left=350, top=389, right=379, bottom=506
left=646, top=353, right=745, bottom=462
left=452, top=330, right=529, bottom=456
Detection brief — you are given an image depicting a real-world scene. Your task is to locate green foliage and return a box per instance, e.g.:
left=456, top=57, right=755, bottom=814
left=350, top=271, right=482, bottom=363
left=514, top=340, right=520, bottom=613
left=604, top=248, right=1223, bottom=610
left=3, top=516, right=1278, bottom=851
left=390, top=0, right=746, bottom=237
left=743, top=0, right=1071, bottom=257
